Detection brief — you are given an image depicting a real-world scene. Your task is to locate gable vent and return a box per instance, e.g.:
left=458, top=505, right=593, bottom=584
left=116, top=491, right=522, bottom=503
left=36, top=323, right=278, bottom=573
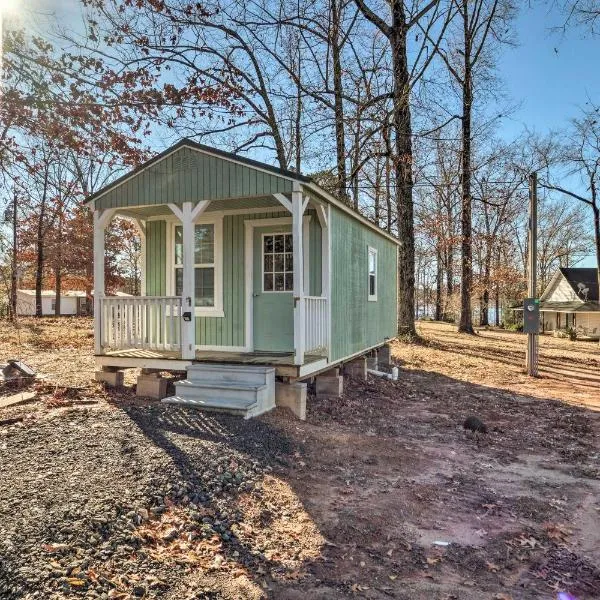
left=172, top=153, right=199, bottom=172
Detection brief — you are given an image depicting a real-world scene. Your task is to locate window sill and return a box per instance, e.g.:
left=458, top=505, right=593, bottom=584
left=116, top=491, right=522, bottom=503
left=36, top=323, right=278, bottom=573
left=194, top=309, right=225, bottom=318
left=368, top=297, right=378, bottom=302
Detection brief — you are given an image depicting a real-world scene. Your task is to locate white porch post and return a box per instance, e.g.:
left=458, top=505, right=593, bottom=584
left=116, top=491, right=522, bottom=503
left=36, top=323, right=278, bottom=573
left=93, top=211, right=104, bottom=355
left=93, top=208, right=117, bottom=355
left=181, top=202, right=196, bottom=359
left=292, top=185, right=305, bottom=365
left=315, top=202, right=331, bottom=358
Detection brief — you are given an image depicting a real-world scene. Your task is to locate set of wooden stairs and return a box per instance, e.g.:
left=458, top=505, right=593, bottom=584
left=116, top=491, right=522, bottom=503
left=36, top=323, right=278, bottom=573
left=161, top=363, right=276, bottom=419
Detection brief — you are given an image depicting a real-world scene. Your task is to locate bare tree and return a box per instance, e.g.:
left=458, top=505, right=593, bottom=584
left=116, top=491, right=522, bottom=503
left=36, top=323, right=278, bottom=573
left=351, top=0, right=452, bottom=337
left=542, top=108, right=600, bottom=302
left=427, top=0, right=516, bottom=333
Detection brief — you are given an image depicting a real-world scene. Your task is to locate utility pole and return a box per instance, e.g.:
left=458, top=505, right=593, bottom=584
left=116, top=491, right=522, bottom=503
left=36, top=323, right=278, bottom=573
left=525, top=172, right=539, bottom=376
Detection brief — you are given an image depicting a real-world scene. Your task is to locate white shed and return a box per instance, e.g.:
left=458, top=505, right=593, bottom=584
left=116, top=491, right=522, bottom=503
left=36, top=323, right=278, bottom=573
left=16, top=290, right=89, bottom=316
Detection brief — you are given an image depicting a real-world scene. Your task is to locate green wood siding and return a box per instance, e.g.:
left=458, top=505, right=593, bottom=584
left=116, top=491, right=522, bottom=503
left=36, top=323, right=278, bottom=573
left=330, top=206, right=397, bottom=361
left=145, top=221, right=166, bottom=295
left=144, top=204, right=396, bottom=357
left=95, top=147, right=293, bottom=210
left=308, top=213, right=322, bottom=296
left=145, top=211, right=323, bottom=348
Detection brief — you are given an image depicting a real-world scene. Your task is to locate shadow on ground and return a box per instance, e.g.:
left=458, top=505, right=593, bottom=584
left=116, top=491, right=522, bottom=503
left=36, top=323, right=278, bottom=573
left=111, top=363, right=600, bottom=600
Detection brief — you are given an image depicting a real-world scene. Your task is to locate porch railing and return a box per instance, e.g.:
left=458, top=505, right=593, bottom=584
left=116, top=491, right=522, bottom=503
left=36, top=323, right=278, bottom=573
left=304, top=296, right=328, bottom=355
left=100, top=296, right=182, bottom=351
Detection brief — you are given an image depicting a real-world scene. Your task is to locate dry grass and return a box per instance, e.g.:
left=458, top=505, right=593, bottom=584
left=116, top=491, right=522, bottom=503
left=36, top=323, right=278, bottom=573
left=0, top=317, right=95, bottom=389
left=397, top=321, right=600, bottom=410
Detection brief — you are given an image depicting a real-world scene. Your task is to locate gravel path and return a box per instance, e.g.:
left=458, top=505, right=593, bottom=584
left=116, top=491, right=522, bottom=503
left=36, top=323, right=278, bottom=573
left=0, top=404, right=297, bottom=599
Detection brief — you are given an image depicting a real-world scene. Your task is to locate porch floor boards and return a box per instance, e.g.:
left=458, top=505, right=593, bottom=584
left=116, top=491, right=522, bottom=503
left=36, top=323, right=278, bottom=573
left=101, top=349, right=326, bottom=378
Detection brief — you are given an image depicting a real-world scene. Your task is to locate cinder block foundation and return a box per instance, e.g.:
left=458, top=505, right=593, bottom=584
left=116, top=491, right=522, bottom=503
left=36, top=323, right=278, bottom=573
left=315, top=374, right=343, bottom=398
left=321, top=367, right=340, bottom=377
left=366, top=352, right=378, bottom=371
left=95, top=370, right=124, bottom=387
left=275, top=381, right=307, bottom=420
left=136, top=374, right=168, bottom=399
left=377, top=344, right=392, bottom=367
left=344, top=357, right=367, bottom=380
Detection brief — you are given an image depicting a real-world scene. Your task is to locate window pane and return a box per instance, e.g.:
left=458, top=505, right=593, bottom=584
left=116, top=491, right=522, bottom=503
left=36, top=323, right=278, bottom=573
left=284, top=234, right=293, bottom=252
left=264, top=235, right=274, bottom=253
left=264, top=254, right=274, bottom=273
left=274, top=254, right=285, bottom=272
left=285, top=253, right=293, bottom=272
left=274, top=235, right=285, bottom=253
left=195, top=224, right=214, bottom=264
left=175, top=226, right=183, bottom=265
left=274, top=273, right=285, bottom=291
left=369, top=274, right=376, bottom=297
left=285, top=273, right=294, bottom=291
left=369, top=251, right=376, bottom=275
left=175, top=268, right=183, bottom=297
left=195, top=267, right=214, bottom=307
left=264, top=273, right=274, bottom=291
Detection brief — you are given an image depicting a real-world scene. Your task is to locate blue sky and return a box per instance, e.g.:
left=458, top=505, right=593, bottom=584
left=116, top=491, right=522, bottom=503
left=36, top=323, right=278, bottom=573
left=500, top=2, right=599, bottom=140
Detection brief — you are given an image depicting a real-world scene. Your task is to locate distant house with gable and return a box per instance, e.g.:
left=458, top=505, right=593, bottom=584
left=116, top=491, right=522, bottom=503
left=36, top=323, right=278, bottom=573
left=538, top=267, right=600, bottom=338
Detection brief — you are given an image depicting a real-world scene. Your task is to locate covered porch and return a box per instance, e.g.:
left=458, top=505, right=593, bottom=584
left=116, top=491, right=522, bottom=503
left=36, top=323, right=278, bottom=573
left=90, top=141, right=331, bottom=370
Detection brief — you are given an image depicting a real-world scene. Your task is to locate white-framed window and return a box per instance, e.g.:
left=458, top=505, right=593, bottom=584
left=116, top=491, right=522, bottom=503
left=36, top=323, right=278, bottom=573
left=169, top=216, right=224, bottom=317
left=368, top=246, right=377, bottom=301
left=262, top=232, right=294, bottom=292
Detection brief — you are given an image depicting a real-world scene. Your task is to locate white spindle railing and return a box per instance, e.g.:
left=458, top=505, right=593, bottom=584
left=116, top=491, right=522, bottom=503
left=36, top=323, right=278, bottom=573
left=100, top=296, right=182, bottom=351
left=304, top=296, right=328, bottom=355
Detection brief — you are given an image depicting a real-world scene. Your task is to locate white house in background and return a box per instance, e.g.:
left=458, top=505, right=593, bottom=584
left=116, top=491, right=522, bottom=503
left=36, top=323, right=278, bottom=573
left=16, top=290, right=133, bottom=316
left=539, top=268, right=600, bottom=339
left=16, top=289, right=90, bottom=316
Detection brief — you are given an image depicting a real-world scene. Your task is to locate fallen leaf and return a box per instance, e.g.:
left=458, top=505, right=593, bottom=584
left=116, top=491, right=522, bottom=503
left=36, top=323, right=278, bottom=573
left=66, top=578, right=85, bottom=587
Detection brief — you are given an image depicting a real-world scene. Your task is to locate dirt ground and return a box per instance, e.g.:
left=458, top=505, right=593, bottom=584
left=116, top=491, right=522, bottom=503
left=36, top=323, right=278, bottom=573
left=0, top=318, right=599, bottom=599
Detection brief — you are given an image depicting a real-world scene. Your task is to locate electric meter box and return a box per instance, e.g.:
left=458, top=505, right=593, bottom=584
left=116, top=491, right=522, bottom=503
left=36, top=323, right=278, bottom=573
left=523, top=298, right=540, bottom=334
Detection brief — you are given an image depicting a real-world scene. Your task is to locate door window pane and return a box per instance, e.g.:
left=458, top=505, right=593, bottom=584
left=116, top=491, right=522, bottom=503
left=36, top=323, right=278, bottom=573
left=263, top=232, right=293, bottom=292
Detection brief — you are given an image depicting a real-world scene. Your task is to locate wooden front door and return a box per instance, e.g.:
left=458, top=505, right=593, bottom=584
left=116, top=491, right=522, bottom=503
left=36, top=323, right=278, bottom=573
left=252, top=226, right=294, bottom=352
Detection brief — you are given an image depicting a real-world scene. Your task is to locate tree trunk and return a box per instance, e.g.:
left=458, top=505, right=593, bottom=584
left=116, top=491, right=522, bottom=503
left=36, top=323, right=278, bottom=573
left=10, top=194, right=17, bottom=321
left=35, top=204, right=46, bottom=318
left=391, top=3, right=416, bottom=338
left=458, top=0, right=474, bottom=334
left=331, top=0, right=348, bottom=200
left=384, top=122, right=393, bottom=232
left=480, top=255, right=490, bottom=326
left=480, top=290, right=489, bottom=326
left=54, top=204, right=64, bottom=316
left=435, top=246, right=443, bottom=321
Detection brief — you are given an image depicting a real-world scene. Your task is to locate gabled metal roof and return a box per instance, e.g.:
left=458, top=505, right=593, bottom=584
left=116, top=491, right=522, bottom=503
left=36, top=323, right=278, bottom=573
left=558, top=267, right=599, bottom=302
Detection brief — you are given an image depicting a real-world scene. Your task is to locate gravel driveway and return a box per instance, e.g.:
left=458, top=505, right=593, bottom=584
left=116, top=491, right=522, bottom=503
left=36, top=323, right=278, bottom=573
left=0, top=404, right=298, bottom=599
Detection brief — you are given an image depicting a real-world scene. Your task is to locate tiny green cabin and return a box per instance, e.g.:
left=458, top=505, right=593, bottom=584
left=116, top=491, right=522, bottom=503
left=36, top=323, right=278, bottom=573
left=89, top=140, right=398, bottom=415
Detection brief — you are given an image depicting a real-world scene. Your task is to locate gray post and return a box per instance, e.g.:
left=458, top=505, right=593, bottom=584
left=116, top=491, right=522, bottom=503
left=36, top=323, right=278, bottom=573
left=526, top=173, right=539, bottom=377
